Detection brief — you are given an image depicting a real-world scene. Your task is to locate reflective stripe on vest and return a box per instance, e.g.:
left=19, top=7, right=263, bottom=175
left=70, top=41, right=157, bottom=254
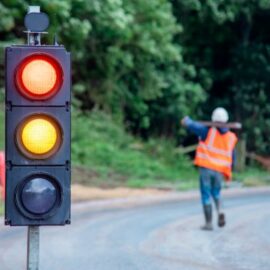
left=198, top=128, right=235, bottom=157
left=195, top=152, right=232, bottom=168
left=194, top=128, right=237, bottom=178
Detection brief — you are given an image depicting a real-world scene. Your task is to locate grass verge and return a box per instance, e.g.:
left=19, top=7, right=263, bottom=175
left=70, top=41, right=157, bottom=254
left=72, top=110, right=197, bottom=189
left=72, top=110, right=269, bottom=190
left=0, top=200, right=3, bottom=216
left=234, top=168, right=270, bottom=187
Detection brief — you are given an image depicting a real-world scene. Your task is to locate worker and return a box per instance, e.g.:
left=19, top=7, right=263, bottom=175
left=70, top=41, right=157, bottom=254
left=181, top=107, right=238, bottom=230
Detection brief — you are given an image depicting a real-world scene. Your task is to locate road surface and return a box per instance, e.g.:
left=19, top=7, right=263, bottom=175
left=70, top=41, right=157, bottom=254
left=0, top=188, right=269, bottom=270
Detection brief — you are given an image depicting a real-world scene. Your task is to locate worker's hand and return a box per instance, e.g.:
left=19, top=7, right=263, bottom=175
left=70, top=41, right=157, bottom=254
left=181, top=116, right=189, bottom=126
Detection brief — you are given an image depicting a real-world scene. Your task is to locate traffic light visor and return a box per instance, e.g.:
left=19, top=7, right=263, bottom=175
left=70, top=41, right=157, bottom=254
left=15, top=54, right=63, bottom=100
left=16, top=115, right=62, bottom=159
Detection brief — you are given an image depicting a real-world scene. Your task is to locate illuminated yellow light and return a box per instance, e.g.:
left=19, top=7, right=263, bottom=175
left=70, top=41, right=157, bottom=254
left=21, top=59, right=57, bottom=95
left=21, top=118, right=58, bottom=155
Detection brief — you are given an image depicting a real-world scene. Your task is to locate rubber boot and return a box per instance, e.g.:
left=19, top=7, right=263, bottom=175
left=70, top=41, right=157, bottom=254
left=214, top=198, right=226, bottom=227
left=201, top=204, right=213, bottom=231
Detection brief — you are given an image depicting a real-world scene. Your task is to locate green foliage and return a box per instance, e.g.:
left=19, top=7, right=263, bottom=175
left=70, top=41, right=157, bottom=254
left=234, top=167, right=270, bottom=187
left=230, top=44, right=270, bottom=153
left=0, top=0, right=269, bottom=177
left=0, top=0, right=203, bottom=138
left=172, top=0, right=270, bottom=154
left=72, top=110, right=197, bottom=187
left=0, top=200, right=3, bottom=216
left=71, top=110, right=268, bottom=189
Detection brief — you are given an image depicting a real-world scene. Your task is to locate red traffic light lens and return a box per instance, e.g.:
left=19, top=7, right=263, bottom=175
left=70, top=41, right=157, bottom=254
left=16, top=114, right=63, bottom=159
left=15, top=54, right=63, bottom=100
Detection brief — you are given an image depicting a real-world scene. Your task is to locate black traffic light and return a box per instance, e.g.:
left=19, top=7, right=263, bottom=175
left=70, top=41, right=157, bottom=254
left=5, top=45, right=71, bottom=226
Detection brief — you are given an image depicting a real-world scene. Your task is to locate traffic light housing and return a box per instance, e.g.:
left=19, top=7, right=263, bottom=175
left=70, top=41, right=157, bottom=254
left=5, top=45, right=71, bottom=226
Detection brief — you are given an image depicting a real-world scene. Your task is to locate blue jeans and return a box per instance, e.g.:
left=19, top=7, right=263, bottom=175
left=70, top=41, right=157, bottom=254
left=199, top=167, right=223, bottom=206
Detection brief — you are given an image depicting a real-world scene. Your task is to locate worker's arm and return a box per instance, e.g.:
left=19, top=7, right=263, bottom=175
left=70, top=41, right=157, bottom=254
left=181, top=116, right=209, bottom=141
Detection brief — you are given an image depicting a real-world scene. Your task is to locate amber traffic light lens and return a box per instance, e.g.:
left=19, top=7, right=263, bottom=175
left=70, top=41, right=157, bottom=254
left=16, top=55, right=63, bottom=100
left=16, top=115, right=62, bottom=159
left=22, top=119, right=57, bottom=154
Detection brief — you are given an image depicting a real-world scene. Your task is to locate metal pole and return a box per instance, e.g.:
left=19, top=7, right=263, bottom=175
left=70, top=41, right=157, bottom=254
left=27, top=226, right=40, bottom=270
left=26, top=7, right=42, bottom=270
left=27, top=6, right=41, bottom=46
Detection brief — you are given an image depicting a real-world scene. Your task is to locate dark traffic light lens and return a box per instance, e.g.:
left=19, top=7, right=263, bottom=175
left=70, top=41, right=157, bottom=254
left=21, top=177, right=57, bottom=215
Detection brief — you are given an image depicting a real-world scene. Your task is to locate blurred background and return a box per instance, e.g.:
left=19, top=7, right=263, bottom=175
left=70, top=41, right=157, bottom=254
left=0, top=0, right=269, bottom=202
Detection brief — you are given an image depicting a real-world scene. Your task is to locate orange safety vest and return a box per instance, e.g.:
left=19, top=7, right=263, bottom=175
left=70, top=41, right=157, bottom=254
left=194, top=127, right=237, bottom=180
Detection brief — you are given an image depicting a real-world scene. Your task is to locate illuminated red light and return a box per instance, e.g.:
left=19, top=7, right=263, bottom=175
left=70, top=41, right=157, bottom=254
left=15, top=55, right=63, bottom=100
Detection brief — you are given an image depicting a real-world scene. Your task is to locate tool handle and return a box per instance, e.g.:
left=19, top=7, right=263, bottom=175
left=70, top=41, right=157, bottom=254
left=198, top=121, right=242, bottom=130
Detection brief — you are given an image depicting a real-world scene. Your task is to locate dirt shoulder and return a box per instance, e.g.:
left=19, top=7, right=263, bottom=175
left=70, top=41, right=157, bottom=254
left=71, top=184, right=270, bottom=203
left=71, top=185, right=270, bottom=215
left=71, top=184, right=170, bottom=202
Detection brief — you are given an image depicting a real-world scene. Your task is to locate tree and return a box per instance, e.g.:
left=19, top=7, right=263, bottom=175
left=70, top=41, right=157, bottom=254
left=171, top=0, right=270, bottom=154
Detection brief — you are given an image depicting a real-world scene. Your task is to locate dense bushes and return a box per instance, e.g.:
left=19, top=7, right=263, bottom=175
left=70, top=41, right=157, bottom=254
left=72, top=110, right=196, bottom=187
left=0, top=0, right=270, bottom=154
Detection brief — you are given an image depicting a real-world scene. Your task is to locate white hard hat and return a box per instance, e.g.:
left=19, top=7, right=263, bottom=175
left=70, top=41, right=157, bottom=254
left=211, top=107, right=229, bottom=123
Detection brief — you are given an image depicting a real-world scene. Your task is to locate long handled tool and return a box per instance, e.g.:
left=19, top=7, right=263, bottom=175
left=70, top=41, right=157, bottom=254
left=198, top=121, right=242, bottom=130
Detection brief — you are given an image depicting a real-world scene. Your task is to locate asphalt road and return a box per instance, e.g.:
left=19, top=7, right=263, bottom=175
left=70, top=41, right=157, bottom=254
left=0, top=189, right=270, bottom=270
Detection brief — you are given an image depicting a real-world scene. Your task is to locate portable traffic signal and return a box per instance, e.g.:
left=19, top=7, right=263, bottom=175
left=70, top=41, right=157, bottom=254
left=5, top=45, right=71, bottom=226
